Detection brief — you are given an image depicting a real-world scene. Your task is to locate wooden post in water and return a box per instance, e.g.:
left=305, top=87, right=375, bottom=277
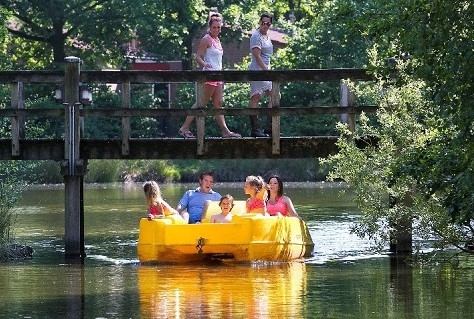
left=62, top=57, right=85, bottom=260
left=389, top=195, right=413, bottom=253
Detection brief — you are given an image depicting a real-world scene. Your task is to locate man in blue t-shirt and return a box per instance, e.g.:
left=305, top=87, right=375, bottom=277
left=177, top=171, right=221, bottom=223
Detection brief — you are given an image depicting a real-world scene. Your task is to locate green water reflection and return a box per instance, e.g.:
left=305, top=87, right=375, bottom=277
left=0, top=183, right=473, bottom=318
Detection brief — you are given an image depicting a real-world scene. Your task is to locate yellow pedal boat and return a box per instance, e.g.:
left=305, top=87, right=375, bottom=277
left=137, top=200, right=314, bottom=263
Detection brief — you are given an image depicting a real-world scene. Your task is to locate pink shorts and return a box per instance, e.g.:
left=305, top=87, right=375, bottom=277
left=205, top=81, right=223, bottom=87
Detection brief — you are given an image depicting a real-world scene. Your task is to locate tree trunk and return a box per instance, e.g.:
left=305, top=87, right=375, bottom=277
left=51, top=21, right=66, bottom=67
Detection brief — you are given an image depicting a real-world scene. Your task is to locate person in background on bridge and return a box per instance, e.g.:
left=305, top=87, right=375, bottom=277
left=143, top=181, right=184, bottom=221
left=178, top=12, right=241, bottom=139
left=210, top=194, right=235, bottom=223
left=244, top=175, right=269, bottom=216
left=266, top=175, right=300, bottom=218
left=177, top=171, right=222, bottom=223
left=248, top=12, right=274, bottom=137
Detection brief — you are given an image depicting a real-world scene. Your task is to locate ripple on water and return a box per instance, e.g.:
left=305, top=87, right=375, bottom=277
left=305, top=215, right=382, bottom=264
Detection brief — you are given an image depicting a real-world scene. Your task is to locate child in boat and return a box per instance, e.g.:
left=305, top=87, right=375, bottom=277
left=244, top=175, right=269, bottom=216
left=210, top=194, right=235, bottom=223
left=143, top=181, right=183, bottom=221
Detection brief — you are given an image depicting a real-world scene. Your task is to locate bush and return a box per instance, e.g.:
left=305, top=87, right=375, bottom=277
left=0, top=163, right=26, bottom=246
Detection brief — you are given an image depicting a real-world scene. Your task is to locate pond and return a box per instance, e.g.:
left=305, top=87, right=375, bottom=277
left=1, top=182, right=473, bottom=318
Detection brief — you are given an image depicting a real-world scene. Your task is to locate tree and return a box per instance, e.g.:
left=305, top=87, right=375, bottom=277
left=0, top=0, right=139, bottom=69
left=0, top=0, right=297, bottom=70
left=324, top=0, right=474, bottom=252
left=0, top=162, right=26, bottom=245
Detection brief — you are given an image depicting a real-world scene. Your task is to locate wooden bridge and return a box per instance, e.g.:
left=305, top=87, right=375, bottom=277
left=0, top=57, right=376, bottom=259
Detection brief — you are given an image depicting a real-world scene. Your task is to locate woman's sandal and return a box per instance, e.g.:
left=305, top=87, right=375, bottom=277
left=222, top=132, right=242, bottom=138
left=178, top=130, right=195, bottom=138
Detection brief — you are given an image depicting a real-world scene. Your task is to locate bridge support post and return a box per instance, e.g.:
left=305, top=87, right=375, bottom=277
left=62, top=57, right=86, bottom=260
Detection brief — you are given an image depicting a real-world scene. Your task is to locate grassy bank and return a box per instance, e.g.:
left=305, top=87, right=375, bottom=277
left=20, top=159, right=329, bottom=184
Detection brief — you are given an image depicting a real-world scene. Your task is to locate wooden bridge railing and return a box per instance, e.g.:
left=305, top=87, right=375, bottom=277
left=0, top=59, right=375, bottom=160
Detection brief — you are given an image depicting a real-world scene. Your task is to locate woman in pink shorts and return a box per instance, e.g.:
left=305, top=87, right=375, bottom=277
left=178, top=12, right=241, bottom=139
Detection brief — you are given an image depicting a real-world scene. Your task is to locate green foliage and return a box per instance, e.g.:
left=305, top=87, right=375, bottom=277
left=324, top=45, right=474, bottom=250
left=0, top=162, right=26, bottom=245
left=0, top=0, right=140, bottom=69
left=21, top=161, right=63, bottom=184
left=85, top=160, right=122, bottom=183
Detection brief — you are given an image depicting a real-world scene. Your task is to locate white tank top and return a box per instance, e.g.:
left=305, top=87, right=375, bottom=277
left=202, top=34, right=223, bottom=71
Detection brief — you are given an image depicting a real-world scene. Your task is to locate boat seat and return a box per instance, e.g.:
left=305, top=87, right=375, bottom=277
left=201, top=200, right=247, bottom=222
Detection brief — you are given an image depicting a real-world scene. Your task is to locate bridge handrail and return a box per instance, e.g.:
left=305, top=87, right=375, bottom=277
left=0, top=106, right=377, bottom=118
left=0, top=68, right=372, bottom=84
left=1, top=65, right=375, bottom=158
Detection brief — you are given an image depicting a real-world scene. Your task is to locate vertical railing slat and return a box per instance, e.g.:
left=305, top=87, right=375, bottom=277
left=340, top=79, right=356, bottom=133
left=271, top=81, right=281, bottom=155
left=10, top=82, right=24, bottom=156
left=195, top=81, right=205, bottom=156
left=121, top=82, right=131, bottom=156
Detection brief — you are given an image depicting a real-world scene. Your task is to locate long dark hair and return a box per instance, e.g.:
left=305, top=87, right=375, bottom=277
left=267, top=175, right=283, bottom=198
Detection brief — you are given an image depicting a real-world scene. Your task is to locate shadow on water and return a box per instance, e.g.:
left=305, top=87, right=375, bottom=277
left=389, top=255, right=414, bottom=318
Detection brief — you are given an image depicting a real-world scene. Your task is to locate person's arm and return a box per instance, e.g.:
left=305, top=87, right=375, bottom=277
left=176, top=193, right=190, bottom=223
left=147, top=207, right=154, bottom=220
left=201, top=199, right=213, bottom=218
left=251, top=47, right=268, bottom=70
left=161, top=200, right=179, bottom=215
left=195, top=36, right=211, bottom=69
left=262, top=200, right=269, bottom=216
left=256, top=184, right=269, bottom=201
left=284, top=196, right=300, bottom=218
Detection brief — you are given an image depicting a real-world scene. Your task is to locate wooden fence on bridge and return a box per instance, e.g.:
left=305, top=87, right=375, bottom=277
left=0, top=59, right=375, bottom=161
left=0, top=57, right=377, bottom=259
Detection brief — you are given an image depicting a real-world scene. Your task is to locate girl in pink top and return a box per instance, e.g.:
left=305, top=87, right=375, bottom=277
left=178, top=12, right=241, bottom=139
left=244, top=175, right=269, bottom=216
left=143, top=181, right=183, bottom=221
left=266, top=175, right=300, bottom=217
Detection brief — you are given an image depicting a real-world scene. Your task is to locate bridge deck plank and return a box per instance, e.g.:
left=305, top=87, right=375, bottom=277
left=0, top=137, right=341, bottom=160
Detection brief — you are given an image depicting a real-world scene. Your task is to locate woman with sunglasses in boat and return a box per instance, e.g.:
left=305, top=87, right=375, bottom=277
left=248, top=12, right=274, bottom=137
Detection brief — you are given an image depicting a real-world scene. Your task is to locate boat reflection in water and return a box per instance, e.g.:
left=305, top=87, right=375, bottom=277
left=138, top=262, right=307, bottom=318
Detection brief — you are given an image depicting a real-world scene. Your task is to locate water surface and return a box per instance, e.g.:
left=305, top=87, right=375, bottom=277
left=1, top=183, right=473, bottom=318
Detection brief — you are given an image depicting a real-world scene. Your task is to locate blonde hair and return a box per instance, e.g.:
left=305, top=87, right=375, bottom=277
left=143, top=181, right=161, bottom=206
left=245, top=175, right=266, bottom=193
